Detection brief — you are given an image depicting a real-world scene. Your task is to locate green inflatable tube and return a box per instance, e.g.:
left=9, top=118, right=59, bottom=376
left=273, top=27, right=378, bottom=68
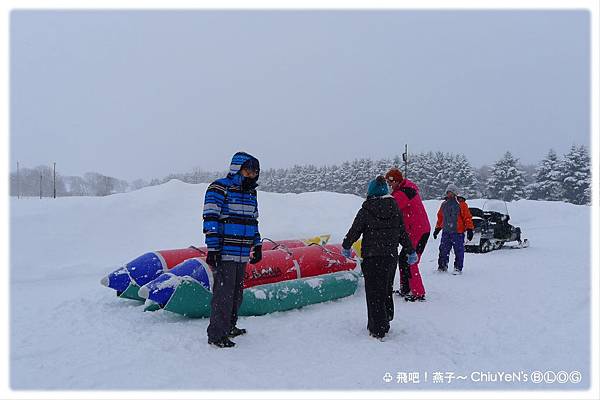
left=144, top=270, right=360, bottom=318
left=120, top=283, right=145, bottom=301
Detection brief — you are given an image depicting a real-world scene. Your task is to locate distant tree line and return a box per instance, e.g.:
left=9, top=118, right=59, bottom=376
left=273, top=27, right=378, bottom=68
left=257, top=145, right=590, bottom=205
left=10, top=145, right=590, bottom=205
left=9, top=166, right=129, bottom=197
left=9, top=165, right=226, bottom=198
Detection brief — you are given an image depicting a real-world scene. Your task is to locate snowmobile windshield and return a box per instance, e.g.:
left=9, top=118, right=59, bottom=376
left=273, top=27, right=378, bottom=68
left=483, top=199, right=509, bottom=216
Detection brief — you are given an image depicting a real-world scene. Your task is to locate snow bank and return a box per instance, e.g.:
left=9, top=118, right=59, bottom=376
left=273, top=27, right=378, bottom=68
left=9, top=180, right=591, bottom=390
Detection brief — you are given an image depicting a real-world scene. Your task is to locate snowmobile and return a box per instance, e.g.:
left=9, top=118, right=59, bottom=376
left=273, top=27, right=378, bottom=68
left=464, top=200, right=529, bottom=253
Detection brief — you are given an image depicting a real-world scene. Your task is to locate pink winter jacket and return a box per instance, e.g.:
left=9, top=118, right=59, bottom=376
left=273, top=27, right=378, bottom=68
left=391, top=178, right=431, bottom=248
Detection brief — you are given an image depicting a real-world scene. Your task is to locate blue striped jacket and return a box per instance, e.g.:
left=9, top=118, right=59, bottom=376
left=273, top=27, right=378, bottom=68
left=203, top=152, right=261, bottom=263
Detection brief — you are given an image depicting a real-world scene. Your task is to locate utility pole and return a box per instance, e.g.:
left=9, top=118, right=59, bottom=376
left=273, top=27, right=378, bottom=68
left=17, top=161, right=20, bottom=199
left=402, top=144, right=408, bottom=178
left=39, top=173, right=43, bottom=199
left=53, top=162, right=56, bottom=199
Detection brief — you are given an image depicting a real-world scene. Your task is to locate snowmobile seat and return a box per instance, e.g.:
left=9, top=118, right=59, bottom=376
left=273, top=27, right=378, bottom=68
left=469, top=207, right=485, bottom=219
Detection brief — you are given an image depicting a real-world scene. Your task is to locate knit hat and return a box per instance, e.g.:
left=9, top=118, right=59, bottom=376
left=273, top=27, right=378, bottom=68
left=445, top=183, right=459, bottom=196
left=385, top=168, right=404, bottom=184
left=367, top=176, right=389, bottom=197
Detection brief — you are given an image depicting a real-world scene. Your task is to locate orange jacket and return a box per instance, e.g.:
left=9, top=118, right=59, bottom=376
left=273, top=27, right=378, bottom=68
left=435, top=197, right=474, bottom=233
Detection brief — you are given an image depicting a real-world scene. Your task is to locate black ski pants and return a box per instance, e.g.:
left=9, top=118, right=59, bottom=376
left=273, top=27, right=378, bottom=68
left=207, top=261, right=245, bottom=341
left=361, top=255, right=397, bottom=337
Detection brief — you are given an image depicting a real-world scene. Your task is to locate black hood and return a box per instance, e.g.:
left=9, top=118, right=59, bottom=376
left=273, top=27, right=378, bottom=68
left=362, top=196, right=397, bottom=220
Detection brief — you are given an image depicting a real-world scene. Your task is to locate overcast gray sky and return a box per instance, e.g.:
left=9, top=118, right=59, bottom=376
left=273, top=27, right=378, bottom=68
left=10, top=10, right=590, bottom=181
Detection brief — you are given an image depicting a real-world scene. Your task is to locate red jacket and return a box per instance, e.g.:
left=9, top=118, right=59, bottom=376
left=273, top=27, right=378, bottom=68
left=435, top=196, right=474, bottom=234
left=391, top=178, right=431, bottom=248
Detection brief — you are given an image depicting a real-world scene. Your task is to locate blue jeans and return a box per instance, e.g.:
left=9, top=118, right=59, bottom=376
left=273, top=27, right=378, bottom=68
left=438, top=231, right=465, bottom=271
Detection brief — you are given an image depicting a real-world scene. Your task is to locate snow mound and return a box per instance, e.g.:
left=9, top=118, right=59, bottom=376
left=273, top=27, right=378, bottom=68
left=9, top=182, right=591, bottom=390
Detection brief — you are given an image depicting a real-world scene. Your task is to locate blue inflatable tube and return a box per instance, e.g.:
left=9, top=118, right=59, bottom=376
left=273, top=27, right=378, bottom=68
left=138, top=258, right=211, bottom=308
left=101, top=252, right=166, bottom=300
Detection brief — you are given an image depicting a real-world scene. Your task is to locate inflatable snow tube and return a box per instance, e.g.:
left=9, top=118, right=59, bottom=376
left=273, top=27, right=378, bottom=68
left=240, top=271, right=359, bottom=316
left=258, top=234, right=331, bottom=251
left=100, top=235, right=332, bottom=301
left=139, top=257, right=212, bottom=314
left=100, top=247, right=205, bottom=301
left=140, top=244, right=358, bottom=308
left=140, top=257, right=359, bottom=318
left=243, top=243, right=357, bottom=288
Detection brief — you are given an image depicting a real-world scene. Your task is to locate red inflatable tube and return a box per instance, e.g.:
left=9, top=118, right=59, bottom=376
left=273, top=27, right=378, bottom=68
left=261, top=239, right=309, bottom=251
left=157, top=247, right=205, bottom=269
left=243, top=244, right=358, bottom=288
left=155, top=239, right=312, bottom=271
left=154, top=240, right=355, bottom=289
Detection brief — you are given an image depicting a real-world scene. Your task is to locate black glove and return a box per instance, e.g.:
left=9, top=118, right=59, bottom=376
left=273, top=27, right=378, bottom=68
left=433, top=227, right=441, bottom=240
left=466, top=229, right=474, bottom=241
left=206, top=250, right=220, bottom=267
left=249, top=245, right=262, bottom=264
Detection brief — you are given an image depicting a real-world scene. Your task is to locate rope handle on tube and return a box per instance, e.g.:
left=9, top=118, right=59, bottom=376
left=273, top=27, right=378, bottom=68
left=261, top=238, right=292, bottom=256
left=307, top=242, right=357, bottom=262
left=188, top=245, right=207, bottom=256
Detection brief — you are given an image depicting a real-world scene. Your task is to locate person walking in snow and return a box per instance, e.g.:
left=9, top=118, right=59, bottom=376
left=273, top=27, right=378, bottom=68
left=203, top=152, right=263, bottom=348
left=385, top=168, right=431, bottom=302
left=341, top=176, right=417, bottom=340
left=433, top=183, right=474, bottom=275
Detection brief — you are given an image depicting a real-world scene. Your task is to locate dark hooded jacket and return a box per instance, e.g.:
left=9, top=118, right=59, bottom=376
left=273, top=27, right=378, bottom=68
left=343, top=195, right=414, bottom=258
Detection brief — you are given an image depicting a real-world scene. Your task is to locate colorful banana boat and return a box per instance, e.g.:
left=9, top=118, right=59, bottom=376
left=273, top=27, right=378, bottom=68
left=139, top=244, right=359, bottom=317
left=100, top=234, right=332, bottom=300
left=100, top=247, right=204, bottom=301
left=243, top=243, right=357, bottom=287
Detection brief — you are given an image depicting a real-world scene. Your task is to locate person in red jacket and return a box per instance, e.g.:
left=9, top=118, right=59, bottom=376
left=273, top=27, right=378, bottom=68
left=385, top=168, right=431, bottom=301
left=433, top=183, right=474, bottom=275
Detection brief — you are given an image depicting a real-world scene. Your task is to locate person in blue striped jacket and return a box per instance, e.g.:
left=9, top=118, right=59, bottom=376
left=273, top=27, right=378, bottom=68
left=203, top=151, right=262, bottom=348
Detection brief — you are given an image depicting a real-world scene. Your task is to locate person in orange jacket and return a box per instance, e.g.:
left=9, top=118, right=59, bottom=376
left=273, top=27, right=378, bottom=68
left=433, top=183, right=474, bottom=275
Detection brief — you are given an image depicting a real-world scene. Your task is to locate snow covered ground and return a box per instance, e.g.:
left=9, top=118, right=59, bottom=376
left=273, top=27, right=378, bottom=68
left=9, top=180, right=591, bottom=390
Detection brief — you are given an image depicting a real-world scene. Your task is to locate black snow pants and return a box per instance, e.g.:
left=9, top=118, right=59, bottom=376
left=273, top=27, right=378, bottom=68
left=207, top=261, right=245, bottom=341
left=361, top=255, right=397, bottom=337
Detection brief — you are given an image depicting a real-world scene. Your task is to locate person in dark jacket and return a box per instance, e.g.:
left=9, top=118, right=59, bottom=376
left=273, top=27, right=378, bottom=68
left=203, top=152, right=263, bottom=348
left=342, top=176, right=417, bottom=340
left=433, top=183, right=474, bottom=275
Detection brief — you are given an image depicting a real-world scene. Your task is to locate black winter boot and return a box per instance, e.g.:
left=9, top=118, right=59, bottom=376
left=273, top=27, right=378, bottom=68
left=405, top=294, right=426, bottom=302
left=369, top=331, right=385, bottom=341
left=208, top=336, right=236, bottom=348
left=228, top=326, right=247, bottom=338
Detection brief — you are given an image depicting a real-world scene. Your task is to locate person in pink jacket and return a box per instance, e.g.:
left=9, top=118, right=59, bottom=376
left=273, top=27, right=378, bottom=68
left=385, top=168, right=431, bottom=301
